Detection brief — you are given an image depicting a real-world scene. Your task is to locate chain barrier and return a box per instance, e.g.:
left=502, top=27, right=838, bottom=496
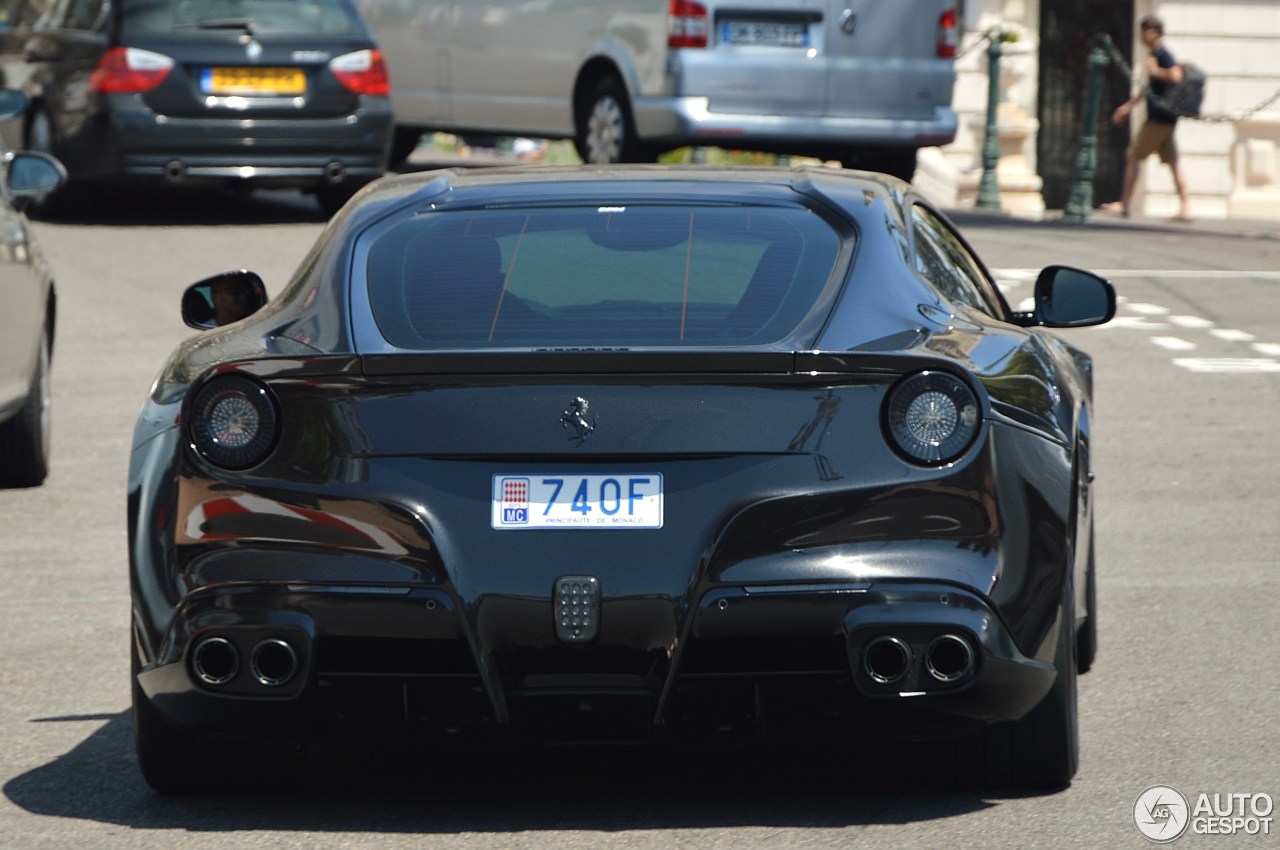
left=1094, top=32, right=1280, bottom=124
left=954, top=28, right=1008, bottom=61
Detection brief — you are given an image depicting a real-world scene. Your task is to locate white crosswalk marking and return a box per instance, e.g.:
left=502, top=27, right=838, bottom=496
left=1107, top=316, right=1170, bottom=330
left=1168, top=315, right=1214, bottom=329
left=990, top=268, right=1280, bottom=376
left=1211, top=329, right=1257, bottom=342
left=1152, top=337, right=1197, bottom=351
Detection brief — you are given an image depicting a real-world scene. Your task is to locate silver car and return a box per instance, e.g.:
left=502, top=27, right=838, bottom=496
left=0, top=91, right=66, bottom=488
left=362, top=0, right=958, bottom=180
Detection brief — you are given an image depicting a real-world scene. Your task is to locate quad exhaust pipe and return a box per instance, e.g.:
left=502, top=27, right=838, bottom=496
left=863, top=635, right=913, bottom=684
left=191, top=635, right=300, bottom=687
left=191, top=636, right=239, bottom=685
left=861, top=632, right=976, bottom=688
left=925, top=633, right=975, bottom=682
left=251, top=638, right=299, bottom=686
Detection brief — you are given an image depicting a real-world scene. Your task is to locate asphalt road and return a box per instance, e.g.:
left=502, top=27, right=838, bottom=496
left=1, top=186, right=1277, bottom=849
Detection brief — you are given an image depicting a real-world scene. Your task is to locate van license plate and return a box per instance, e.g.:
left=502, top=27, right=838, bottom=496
left=492, top=474, right=663, bottom=529
left=722, top=21, right=809, bottom=48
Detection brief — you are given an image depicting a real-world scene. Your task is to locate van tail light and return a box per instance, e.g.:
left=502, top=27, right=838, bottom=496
left=936, top=7, right=958, bottom=58
left=330, top=48, right=390, bottom=96
left=89, top=47, right=174, bottom=94
left=669, top=0, right=709, bottom=48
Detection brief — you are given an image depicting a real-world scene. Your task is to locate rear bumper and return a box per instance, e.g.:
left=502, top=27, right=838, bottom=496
left=135, top=578, right=1058, bottom=747
left=631, top=96, right=957, bottom=151
left=57, top=96, right=392, bottom=188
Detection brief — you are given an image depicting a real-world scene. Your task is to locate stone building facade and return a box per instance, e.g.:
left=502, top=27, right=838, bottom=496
left=928, top=0, right=1280, bottom=220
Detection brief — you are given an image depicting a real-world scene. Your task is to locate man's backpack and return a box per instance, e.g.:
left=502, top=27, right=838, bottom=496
left=1168, top=63, right=1207, bottom=118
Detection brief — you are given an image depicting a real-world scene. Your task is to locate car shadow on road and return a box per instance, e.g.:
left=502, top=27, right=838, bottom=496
left=27, top=185, right=331, bottom=227
left=2, top=710, right=1047, bottom=833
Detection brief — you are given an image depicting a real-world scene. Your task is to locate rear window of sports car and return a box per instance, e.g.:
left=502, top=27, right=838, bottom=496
left=121, top=0, right=359, bottom=35
left=364, top=204, right=845, bottom=349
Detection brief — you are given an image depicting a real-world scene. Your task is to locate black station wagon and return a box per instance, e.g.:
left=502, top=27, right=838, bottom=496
left=0, top=0, right=391, bottom=214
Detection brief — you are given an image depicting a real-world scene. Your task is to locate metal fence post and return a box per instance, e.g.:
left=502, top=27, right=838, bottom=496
left=1064, top=40, right=1110, bottom=222
left=976, top=34, right=1004, bottom=210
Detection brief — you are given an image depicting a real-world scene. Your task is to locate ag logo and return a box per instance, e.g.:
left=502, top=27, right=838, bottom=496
left=1134, top=785, right=1190, bottom=842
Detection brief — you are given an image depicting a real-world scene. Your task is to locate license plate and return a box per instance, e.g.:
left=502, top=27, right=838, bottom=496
left=201, top=66, right=306, bottom=96
left=492, top=474, right=663, bottom=529
left=722, top=20, right=809, bottom=48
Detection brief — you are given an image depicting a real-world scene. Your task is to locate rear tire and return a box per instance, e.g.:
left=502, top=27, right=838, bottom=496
left=315, top=182, right=365, bottom=217
left=575, top=75, right=654, bottom=164
left=841, top=148, right=918, bottom=183
left=132, top=631, right=307, bottom=794
left=0, top=329, right=51, bottom=488
left=389, top=126, right=423, bottom=169
left=23, top=110, right=84, bottom=219
left=132, top=664, right=219, bottom=794
left=979, top=589, right=1079, bottom=790
left=1077, top=530, right=1098, bottom=674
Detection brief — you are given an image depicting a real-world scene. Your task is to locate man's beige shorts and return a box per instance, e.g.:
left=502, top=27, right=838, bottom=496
left=1128, top=120, right=1178, bottom=164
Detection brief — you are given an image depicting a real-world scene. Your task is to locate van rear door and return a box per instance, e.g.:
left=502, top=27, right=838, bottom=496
left=822, top=0, right=956, bottom=125
left=698, top=1, right=827, bottom=118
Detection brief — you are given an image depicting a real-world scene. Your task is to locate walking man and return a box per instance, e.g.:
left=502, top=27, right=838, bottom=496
left=1102, top=15, right=1192, bottom=221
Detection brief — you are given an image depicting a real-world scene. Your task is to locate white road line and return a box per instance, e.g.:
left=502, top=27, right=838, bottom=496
left=1254, top=343, right=1280, bottom=356
left=1095, top=270, right=1280, bottom=280
left=991, top=268, right=1280, bottom=280
left=1174, top=358, right=1280, bottom=373
left=991, top=269, right=1039, bottom=283
left=1128, top=303, right=1171, bottom=315
left=1152, top=336, right=1197, bottom=351
left=1168, top=315, right=1214, bottom=329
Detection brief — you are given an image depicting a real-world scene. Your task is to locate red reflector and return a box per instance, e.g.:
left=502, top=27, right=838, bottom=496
left=90, top=47, right=174, bottom=94
left=330, top=48, right=390, bottom=96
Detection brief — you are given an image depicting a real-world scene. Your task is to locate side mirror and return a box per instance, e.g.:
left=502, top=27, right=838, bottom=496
left=1032, top=265, right=1115, bottom=328
left=5, top=151, right=67, bottom=196
left=181, top=270, right=269, bottom=330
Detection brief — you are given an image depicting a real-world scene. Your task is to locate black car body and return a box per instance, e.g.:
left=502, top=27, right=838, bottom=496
left=0, top=0, right=391, bottom=212
left=128, top=165, right=1114, bottom=793
left=0, top=89, right=67, bottom=487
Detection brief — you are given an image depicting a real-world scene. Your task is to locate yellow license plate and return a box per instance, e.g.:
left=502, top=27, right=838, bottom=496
left=204, top=67, right=306, bottom=96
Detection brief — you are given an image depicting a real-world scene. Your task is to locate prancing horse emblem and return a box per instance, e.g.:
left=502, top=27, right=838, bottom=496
left=560, top=397, right=596, bottom=446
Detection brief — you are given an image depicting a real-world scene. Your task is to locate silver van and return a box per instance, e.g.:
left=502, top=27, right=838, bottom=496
left=360, top=0, right=958, bottom=180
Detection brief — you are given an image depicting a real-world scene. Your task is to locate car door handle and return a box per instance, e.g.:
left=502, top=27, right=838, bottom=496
left=839, top=9, right=858, bottom=35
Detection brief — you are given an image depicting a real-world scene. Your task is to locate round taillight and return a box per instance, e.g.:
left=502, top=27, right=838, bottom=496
left=189, top=375, right=279, bottom=469
left=884, top=371, right=980, bottom=465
